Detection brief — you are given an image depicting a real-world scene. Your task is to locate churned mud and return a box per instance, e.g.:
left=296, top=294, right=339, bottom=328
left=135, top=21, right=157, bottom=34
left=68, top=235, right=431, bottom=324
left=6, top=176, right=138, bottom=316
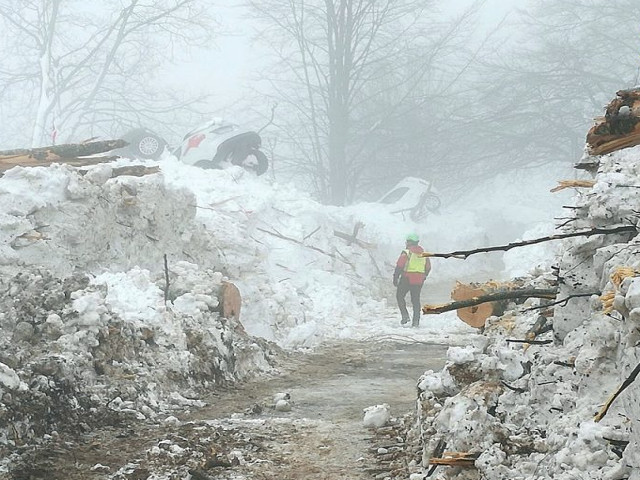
left=7, top=340, right=448, bottom=480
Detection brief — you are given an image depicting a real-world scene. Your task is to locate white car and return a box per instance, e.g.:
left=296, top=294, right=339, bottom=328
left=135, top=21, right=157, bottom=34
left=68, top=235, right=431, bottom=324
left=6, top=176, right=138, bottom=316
left=119, top=119, right=269, bottom=175
left=377, top=177, right=441, bottom=221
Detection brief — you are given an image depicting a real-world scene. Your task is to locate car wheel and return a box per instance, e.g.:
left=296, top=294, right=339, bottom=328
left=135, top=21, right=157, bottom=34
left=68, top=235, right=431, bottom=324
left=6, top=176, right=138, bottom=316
left=410, top=193, right=441, bottom=221
left=121, top=128, right=167, bottom=160
left=243, top=149, right=269, bottom=176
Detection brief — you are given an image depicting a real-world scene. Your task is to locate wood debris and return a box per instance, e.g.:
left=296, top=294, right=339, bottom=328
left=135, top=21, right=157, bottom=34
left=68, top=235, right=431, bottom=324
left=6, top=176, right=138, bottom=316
left=550, top=180, right=596, bottom=193
left=595, top=361, right=640, bottom=422
left=587, top=88, right=640, bottom=156
left=611, top=266, right=638, bottom=287
left=450, top=280, right=520, bottom=328
left=429, top=451, right=479, bottom=467
left=423, top=287, right=558, bottom=329
left=0, top=139, right=126, bottom=174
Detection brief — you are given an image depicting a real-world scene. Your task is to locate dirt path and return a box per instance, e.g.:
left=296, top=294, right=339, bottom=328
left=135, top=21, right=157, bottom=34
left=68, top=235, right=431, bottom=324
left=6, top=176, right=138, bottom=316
left=8, top=340, right=448, bottom=480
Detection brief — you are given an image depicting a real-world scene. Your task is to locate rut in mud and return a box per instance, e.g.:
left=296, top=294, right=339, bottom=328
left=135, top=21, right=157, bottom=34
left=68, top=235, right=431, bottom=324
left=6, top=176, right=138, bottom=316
left=9, top=339, right=448, bottom=480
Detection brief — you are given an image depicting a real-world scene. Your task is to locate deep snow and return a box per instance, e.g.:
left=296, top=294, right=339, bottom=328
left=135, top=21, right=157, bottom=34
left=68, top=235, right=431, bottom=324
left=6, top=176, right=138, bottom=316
left=0, top=147, right=581, bottom=476
left=414, top=146, right=640, bottom=479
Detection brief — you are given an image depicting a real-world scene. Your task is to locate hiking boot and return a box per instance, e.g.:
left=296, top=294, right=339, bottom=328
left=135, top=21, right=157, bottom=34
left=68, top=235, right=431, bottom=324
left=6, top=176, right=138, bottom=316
left=400, top=316, right=410, bottom=325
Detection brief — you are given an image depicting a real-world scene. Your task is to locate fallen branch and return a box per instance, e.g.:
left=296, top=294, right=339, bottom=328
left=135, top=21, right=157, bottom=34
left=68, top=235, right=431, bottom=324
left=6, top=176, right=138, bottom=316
left=303, top=226, right=321, bottom=241
left=521, top=315, right=553, bottom=352
left=333, top=221, right=374, bottom=249
left=522, top=292, right=599, bottom=312
left=0, top=139, right=126, bottom=159
left=256, top=227, right=354, bottom=270
left=505, top=339, right=553, bottom=345
left=0, top=140, right=126, bottom=173
left=427, top=439, right=446, bottom=477
left=422, top=288, right=558, bottom=315
left=163, top=254, right=170, bottom=304
left=421, top=225, right=637, bottom=259
left=595, top=361, right=640, bottom=422
left=501, top=381, right=526, bottom=393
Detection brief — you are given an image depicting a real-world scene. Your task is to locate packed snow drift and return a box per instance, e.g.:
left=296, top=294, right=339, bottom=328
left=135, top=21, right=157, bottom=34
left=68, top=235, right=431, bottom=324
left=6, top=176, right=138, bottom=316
left=0, top=146, right=569, bottom=474
left=412, top=145, right=640, bottom=479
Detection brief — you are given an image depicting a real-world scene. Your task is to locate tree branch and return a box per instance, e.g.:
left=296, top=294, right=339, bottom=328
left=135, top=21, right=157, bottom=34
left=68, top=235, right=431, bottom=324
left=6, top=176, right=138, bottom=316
left=423, top=226, right=638, bottom=259
left=594, top=360, right=640, bottom=422
left=422, top=288, right=558, bottom=315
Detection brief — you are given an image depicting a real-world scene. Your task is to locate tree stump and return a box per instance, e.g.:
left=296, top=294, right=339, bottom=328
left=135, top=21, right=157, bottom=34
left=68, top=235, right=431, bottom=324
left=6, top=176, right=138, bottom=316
left=450, top=281, right=514, bottom=328
left=451, top=282, right=494, bottom=328
left=220, top=281, right=241, bottom=321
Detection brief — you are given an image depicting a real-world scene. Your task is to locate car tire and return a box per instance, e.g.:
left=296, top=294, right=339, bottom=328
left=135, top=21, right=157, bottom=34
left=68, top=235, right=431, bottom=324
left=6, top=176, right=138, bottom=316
left=410, top=193, right=441, bottom=221
left=245, top=149, right=269, bottom=176
left=121, top=128, right=167, bottom=160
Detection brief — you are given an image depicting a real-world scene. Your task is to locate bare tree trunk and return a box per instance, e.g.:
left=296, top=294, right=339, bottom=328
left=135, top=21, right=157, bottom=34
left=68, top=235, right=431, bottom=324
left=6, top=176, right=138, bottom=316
left=32, top=0, right=61, bottom=147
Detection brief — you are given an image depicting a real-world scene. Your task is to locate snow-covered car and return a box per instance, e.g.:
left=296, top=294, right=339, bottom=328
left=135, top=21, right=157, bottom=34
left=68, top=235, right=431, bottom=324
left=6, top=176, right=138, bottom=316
left=174, top=118, right=268, bottom=175
left=377, top=177, right=441, bottom=221
left=119, top=119, right=269, bottom=175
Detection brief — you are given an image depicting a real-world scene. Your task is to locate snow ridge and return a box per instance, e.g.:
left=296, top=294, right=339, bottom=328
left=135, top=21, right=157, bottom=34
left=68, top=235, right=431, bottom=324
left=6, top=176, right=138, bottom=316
left=413, top=146, right=640, bottom=480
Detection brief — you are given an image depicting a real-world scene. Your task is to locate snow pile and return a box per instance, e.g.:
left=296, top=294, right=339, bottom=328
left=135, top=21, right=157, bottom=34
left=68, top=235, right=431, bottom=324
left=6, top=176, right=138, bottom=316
left=363, top=403, right=392, bottom=428
left=411, top=146, right=640, bottom=479
left=0, top=164, right=280, bottom=456
left=0, top=150, right=560, bottom=462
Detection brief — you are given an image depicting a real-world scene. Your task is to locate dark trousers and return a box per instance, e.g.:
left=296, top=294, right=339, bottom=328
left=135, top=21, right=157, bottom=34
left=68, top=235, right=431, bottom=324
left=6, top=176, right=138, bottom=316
left=396, top=278, right=423, bottom=326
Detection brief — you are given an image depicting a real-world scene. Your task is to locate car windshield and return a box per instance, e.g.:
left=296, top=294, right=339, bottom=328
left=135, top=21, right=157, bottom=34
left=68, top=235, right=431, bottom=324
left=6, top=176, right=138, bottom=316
left=379, top=187, right=409, bottom=204
left=211, top=125, right=236, bottom=135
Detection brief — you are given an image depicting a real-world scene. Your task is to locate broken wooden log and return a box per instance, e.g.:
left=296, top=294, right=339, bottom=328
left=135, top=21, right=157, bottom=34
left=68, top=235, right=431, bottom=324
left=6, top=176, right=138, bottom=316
left=422, top=288, right=558, bottom=317
left=525, top=315, right=552, bottom=339
left=521, top=315, right=553, bottom=352
left=587, top=88, right=640, bottom=155
left=550, top=180, right=596, bottom=193
left=429, top=452, right=478, bottom=467
left=505, top=339, right=553, bottom=345
left=333, top=221, right=375, bottom=249
left=421, top=225, right=637, bottom=259
left=0, top=139, right=127, bottom=173
left=0, top=139, right=126, bottom=159
left=594, top=360, right=640, bottom=422
left=426, top=439, right=446, bottom=477
left=450, top=280, right=524, bottom=328
left=78, top=165, right=160, bottom=178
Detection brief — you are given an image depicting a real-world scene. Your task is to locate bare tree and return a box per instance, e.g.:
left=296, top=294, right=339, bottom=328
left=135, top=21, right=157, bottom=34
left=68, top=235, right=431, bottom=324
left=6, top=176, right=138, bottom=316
left=461, top=0, right=640, bottom=175
left=249, top=0, right=483, bottom=205
left=362, top=0, right=640, bottom=198
left=0, top=0, right=215, bottom=147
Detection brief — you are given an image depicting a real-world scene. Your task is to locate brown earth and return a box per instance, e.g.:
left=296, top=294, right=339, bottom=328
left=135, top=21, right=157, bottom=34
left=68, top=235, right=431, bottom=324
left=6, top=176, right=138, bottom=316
left=5, top=339, right=448, bottom=480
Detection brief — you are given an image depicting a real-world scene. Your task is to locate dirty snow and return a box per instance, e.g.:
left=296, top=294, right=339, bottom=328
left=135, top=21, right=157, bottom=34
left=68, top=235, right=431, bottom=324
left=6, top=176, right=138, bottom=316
left=414, top=145, right=640, bottom=479
left=0, top=144, right=598, bottom=478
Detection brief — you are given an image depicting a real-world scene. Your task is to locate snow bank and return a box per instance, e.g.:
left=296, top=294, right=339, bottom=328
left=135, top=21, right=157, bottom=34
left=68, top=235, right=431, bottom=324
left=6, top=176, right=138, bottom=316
left=410, top=146, right=640, bottom=479
left=0, top=151, right=561, bottom=461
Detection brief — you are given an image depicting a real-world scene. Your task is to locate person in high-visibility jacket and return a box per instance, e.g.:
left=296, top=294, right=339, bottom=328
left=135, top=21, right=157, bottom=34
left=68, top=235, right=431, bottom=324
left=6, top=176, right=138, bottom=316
left=393, top=233, right=431, bottom=327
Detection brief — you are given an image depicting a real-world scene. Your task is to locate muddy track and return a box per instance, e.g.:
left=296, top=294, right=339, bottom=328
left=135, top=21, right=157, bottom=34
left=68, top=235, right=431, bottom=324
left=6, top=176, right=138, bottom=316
left=7, top=340, right=448, bottom=480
